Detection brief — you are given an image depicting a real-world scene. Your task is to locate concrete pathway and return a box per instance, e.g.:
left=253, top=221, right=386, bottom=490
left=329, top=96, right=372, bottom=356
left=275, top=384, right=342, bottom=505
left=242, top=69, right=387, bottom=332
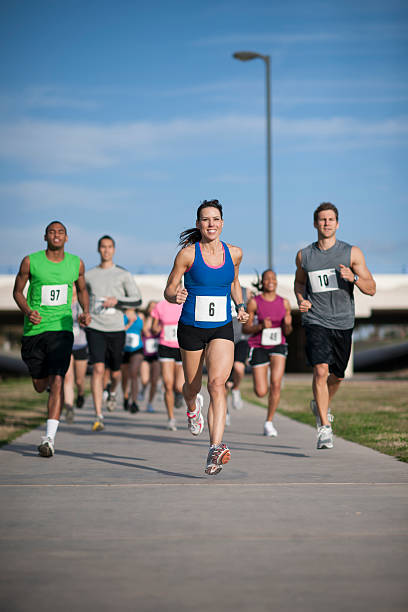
left=0, top=388, right=407, bottom=611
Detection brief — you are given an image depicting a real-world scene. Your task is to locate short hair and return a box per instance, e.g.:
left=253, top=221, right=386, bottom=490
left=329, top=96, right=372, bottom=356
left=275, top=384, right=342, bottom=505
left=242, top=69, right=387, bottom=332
left=97, top=235, right=115, bottom=250
left=314, top=202, right=338, bottom=223
left=45, top=220, right=67, bottom=234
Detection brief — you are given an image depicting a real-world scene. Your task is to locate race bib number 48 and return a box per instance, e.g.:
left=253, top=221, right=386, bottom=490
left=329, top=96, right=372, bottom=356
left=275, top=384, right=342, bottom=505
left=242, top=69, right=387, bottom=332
left=195, top=295, right=227, bottom=323
left=261, top=327, right=282, bottom=346
left=308, top=268, right=338, bottom=293
left=41, top=284, right=68, bottom=306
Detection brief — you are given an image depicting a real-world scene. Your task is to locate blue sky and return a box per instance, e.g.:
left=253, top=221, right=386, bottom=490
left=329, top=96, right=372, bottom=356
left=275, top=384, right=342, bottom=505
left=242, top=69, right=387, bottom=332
left=1, top=0, right=407, bottom=275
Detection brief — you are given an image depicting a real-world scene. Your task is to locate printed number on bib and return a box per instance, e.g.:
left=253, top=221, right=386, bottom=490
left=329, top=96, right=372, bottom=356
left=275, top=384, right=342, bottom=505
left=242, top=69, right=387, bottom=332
left=261, top=327, right=282, bottom=346
left=41, top=284, right=68, bottom=306
left=164, top=325, right=178, bottom=342
left=126, top=333, right=140, bottom=349
left=195, top=295, right=227, bottom=323
left=145, top=338, right=159, bottom=354
left=308, top=268, right=338, bottom=293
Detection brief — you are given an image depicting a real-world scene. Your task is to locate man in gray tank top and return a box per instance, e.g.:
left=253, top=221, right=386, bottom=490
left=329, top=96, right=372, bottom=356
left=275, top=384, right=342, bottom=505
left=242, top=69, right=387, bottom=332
left=294, top=202, right=376, bottom=450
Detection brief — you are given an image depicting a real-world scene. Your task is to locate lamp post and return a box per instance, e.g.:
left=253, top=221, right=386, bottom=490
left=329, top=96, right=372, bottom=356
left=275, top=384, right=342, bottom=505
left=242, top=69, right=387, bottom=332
left=233, top=51, right=272, bottom=269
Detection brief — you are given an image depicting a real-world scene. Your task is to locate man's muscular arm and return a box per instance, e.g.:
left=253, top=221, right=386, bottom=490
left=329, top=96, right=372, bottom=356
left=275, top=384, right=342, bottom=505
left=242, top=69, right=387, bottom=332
left=13, top=256, right=42, bottom=325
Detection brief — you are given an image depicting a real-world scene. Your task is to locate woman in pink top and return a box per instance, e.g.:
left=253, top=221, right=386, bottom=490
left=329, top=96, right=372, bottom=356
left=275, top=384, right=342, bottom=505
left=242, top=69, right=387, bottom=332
left=151, top=299, right=184, bottom=431
left=243, top=270, right=292, bottom=438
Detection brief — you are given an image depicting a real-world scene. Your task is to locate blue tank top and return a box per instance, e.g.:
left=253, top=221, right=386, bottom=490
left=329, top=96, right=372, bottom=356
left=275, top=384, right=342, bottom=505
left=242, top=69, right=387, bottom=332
left=180, top=241, right=235, bottom=329
left=124, top=315, right=143, bottom=352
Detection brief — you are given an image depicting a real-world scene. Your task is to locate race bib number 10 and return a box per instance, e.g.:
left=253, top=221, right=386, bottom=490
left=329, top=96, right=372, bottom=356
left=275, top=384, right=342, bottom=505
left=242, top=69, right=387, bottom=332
left=195, top=295, right=227, bottom=323
left=41, top=284, right=68, bottom=306
left=308, top=268, right=338, bottom=293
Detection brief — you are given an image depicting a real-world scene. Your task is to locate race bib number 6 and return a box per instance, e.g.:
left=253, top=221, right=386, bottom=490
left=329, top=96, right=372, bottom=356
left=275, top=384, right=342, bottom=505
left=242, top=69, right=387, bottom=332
left=308, top=268, right=338, bottom=293
left=41, top=284, right=68, bottom=306
left=195, top=295, right=227, bottom=323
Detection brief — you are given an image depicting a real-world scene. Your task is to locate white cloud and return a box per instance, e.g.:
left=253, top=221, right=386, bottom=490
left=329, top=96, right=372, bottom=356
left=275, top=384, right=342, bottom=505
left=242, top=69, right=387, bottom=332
left=0, top=114, right=406, bottom=175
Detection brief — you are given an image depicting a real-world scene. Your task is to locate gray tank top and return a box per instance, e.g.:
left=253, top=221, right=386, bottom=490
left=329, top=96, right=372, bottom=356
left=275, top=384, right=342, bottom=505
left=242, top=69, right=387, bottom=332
left=301, top=240, right=355, bottom=330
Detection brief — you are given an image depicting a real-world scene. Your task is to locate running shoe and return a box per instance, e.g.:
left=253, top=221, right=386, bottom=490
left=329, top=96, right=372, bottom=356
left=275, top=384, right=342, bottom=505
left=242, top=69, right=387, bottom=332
left=137, top=387, right=146, bottom=403
left=310, top=400, right=334, bottom=429
left=205, top=443, right=231, bottom=475
left=231, top=389, right=243, bottom=410
left=263, top=421, right=278, bottom=437
left=175, top=391, right=184, bottom=409
left=187, top=393, right=204, bottom=436
left=225, top=410, right=231, bottom=427
left=130, top=401, right=140, bottom=413
left=123, top=397, right=129, bottom=411
left=106, top=392, right=117, bottom=412
left=146, top=403, right=155, bottom=413
left=38, top=436, right=55, bottom=457
left=317, top=425, right=334, bottom=449
left=92, top=417, right=104, bottom=432
left=102, top=383, right=111, bottom=403
left=167, top=418, right=177, bottom=431
left=65, top=406, right=74, bottom=424
left=76, top=395, right=85, bottom=408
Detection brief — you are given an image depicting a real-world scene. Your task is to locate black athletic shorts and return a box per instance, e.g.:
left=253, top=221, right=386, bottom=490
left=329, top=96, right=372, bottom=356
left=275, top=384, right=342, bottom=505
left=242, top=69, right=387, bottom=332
left=158, top=344, right=182, bottom=363
left=21, top=331, right=73, bottom=379
left=234, top=339, right=249, bottom=364
left=304, top=324, right=353, bottom=379
left=122, top=348, right=144, bottom=364
left=249, top=344, right=288, bottom=367
left=177, top=321, right=234, bottom=351
left=143, top=354, right=159, bottom=363
left=72, top=346, right=88, bottom=361
left=86, top=328, right=126, bottom=371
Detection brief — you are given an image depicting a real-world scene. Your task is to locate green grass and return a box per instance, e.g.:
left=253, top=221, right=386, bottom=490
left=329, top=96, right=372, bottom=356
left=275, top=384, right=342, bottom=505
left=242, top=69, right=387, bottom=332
left=240, top=376, right=408, bottom=462
left=0, top=377, right=49, bottom=446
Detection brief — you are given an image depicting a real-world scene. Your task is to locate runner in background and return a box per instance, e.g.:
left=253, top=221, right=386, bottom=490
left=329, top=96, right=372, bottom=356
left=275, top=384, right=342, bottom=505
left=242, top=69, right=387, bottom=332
left=140, top=300, right=161, bottom=413
left=228, top=286, right=253, bottom=413
left=121, top=308, right=143, bottom=413
left=63, top=284, right=89, bottom=423
left=243, top=270, right=292, bottom=437
left=151, top=298, right=184, bottom=430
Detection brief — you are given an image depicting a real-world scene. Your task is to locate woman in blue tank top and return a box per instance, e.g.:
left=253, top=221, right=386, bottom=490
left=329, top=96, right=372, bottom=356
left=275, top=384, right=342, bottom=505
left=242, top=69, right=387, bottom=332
left=164, top=200, right=249, bottom=476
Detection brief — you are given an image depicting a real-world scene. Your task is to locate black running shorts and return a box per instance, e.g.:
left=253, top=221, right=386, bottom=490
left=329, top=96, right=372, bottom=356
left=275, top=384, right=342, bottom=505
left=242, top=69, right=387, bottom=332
left=86, top=328, right=125, bottom=371
left=72, top=346, right=88, bottom=361
left=21, top=331, right=73, bottom=379
left=304, top=324, right=353, bottom=379
left=248, top=344, right=288, bottom=367
left=234, top=339, right=249, bottom=364
left=177, top=321, right=234, bottom=351
left=158, top=344, right=182, bottom=363
left=122, top=348, right=144, bottom=364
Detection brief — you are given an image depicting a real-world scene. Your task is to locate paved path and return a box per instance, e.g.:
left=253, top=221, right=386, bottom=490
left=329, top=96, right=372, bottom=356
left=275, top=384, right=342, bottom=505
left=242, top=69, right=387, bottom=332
left=1, top=388, right=407, bottom=611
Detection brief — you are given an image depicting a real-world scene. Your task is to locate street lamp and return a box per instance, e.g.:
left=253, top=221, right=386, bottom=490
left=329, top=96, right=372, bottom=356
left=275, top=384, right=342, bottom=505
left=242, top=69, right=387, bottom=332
left=233, top=51, right=272, bottom=269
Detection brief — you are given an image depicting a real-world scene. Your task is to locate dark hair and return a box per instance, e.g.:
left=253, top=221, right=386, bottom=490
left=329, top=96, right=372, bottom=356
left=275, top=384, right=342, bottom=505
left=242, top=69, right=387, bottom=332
left=45, top=220, right=67, bottom=234
left=252, top=268, right=276, bottom=292
left=97, top=235, right=115, bottom=250
left=178, top=199, right=223, bottom=248
left=313, top=202, right=338, bottom=223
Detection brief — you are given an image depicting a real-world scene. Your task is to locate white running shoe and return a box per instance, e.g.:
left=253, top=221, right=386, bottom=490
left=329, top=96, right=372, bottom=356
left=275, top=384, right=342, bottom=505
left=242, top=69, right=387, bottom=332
left=310, top=399, right=334, bottom=428
left=263, top=421, right=278, bottom=437
left=38, top=436, right=55, bottom=457
left=231, top=389, right=243, bottom=410
left=187, top=393, right=204, bottom=436
left=225, top=411, right=231, bottom=427
left=167, top=418, right=177, bottom=431
left=317, top=425, right=334, bottom=449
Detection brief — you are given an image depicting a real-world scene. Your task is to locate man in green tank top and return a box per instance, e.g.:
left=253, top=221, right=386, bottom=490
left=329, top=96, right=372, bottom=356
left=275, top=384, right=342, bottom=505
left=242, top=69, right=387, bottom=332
left=13, top=221, right=91, bottom=457
left=294, top=203, right=376, bottom=450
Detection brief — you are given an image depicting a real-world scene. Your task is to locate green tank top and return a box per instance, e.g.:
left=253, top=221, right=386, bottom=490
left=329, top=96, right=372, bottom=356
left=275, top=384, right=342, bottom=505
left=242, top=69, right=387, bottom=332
left=23, top=250, right=81, bottom=336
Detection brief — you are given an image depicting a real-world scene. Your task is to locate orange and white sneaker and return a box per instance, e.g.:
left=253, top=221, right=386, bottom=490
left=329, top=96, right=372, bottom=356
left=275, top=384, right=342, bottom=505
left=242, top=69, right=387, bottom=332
left=205, top=443, right=231, bottom=475
left=187, top=393, right=204, bottom=436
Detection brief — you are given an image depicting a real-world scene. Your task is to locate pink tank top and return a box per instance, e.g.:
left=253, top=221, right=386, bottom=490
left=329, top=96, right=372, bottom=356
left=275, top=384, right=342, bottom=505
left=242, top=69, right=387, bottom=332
left=248, top=294, right=286, bottom=349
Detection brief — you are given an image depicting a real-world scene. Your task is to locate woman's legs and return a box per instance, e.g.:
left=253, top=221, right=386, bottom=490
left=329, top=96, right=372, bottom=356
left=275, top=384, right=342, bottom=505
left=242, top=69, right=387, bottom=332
left=180, top=349, right=205, bottom=412
left=205, top=339, right=234, bottom=446
left=129, top=353, right=144, bottom=403
left=161, top=361, right=176, bottom=420
left=147, top=360, right=160, bottom=403
left=64, top=355, right=75, bottom=408
left=74, top=359, right=87, bottom=398
left=266, top=355, right=286, bottom=422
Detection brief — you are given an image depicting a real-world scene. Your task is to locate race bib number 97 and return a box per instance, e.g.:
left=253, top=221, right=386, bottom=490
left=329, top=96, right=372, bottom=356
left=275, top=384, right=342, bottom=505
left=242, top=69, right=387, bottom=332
left=195, top=295, right=227, bottom=322
left=41, top=284, right=68, bottom=306
left=308, top=269, right=338, bottom=293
